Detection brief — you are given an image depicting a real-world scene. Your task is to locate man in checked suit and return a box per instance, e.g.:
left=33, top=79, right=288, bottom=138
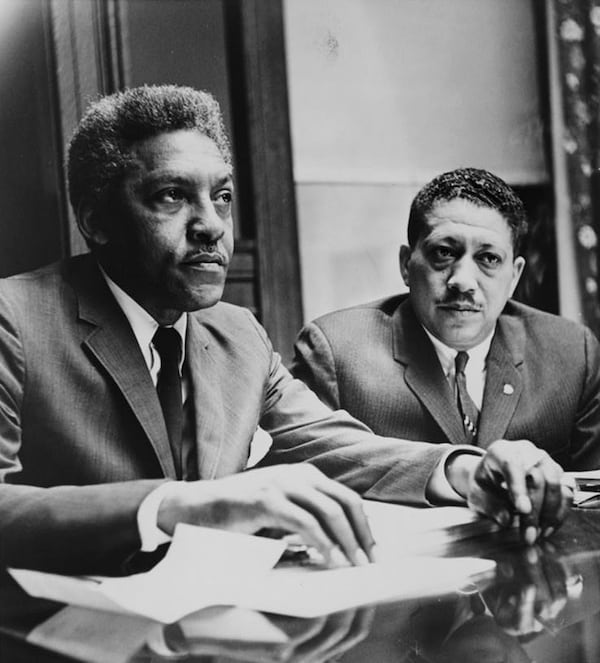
left=0, top=94, right=569, bottom=576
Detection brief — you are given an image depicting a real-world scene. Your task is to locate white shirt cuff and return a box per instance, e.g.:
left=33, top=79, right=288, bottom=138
left=427, top=446, right=485, bottom=505
left=137, top=481, right=180, bottom=552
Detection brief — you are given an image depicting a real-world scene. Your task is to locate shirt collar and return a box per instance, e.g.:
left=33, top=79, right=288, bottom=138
left=422, top=325, right=494, bottom=377
left=99, top=266, right=187, bottom=368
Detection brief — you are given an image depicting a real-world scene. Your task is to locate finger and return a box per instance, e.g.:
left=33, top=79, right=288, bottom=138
left=291, top=487, right=368, bottom=566
left=309, top=476, right=376, bottom=561
left=264, top=494, right=342, bottom=566
left=552, top=479, right=576, bottom=529
left=467, top=482, right=514, bottom=528
left=484, top=440, right=550, bottom=518
left=501, top=458, right=533, bottom=516
left=537, top=461, right=565, bottom=533
left=520, top=466, right=545, bottom=545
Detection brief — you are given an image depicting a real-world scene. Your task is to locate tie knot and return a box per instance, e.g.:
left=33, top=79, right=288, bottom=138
left=455, top=350, right=469, bottom=374
left=153, top=326, right=182, bottom=363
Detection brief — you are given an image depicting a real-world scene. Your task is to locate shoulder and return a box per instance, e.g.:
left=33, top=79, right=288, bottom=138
left=0, top=260, right=67, bottom=293
left=307, top=293, right=407, bottom=335
left=190, top=301, right=270, bottom=348
left=501, top=300, right=594, bottom=350
left=0, top=258, right=78, bottom=319
left=190, top=300, right=259, bottom=328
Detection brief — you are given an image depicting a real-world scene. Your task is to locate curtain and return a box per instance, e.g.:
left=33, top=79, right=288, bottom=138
left=552, top=0, right=600, bottom=333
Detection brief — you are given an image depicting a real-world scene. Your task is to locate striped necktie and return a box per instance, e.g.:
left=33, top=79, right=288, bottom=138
left=455, top=351, right=479, bottom=444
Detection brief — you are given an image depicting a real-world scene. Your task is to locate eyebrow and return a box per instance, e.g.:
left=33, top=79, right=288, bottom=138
left=142, top=170, right=234, bottom=188
left=424, top=234, right=505, bottom=250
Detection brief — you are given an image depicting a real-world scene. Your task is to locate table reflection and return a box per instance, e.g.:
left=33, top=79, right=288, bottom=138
left=3, top=511, right=600, bottom=663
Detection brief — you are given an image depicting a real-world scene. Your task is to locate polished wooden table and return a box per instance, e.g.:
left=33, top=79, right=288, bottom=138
left=2, top=509, right=600, bottom=663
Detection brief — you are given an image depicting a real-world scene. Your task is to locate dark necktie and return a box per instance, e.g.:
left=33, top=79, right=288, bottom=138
left=153, top=327, right=183, bottom=478
left=455, top=351, right=479, bottom=444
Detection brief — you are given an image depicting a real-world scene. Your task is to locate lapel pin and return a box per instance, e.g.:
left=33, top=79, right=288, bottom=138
left=503, top=384, right=514, bottom=395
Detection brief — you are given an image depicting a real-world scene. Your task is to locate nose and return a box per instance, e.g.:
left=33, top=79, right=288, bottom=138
left=447, top=256, right=478, bottom=294
left=187, top=198, right=224, bottom=245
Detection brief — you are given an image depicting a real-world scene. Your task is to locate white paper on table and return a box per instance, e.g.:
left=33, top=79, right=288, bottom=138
left=101, top=523, right=287, bottom=622
left=10, top=524, right=286, bottom=623
left=566, top=470, right=600, bottom=479
left=565, top=470, right=600, bottom=506
left=228, top=556, right=496, bottom=618
left=363, top=500, right=498, bottom=560
left=10, top=521, right=495, bottom=622
left=9, top=568, right=128, bottom=615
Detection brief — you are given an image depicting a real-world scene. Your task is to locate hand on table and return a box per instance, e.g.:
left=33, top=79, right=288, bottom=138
left=447, top=439, right=573, bottom=544
left=157, top=464, right=375, bottom=567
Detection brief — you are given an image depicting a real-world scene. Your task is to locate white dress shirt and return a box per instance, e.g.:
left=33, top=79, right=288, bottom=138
left=422, top=327, right=494, bottom=503
left=102, top=271, right=187, bottom=394
left=423, top=328, right=494, bottom=410
left=101, top=270, right=185, bottom=551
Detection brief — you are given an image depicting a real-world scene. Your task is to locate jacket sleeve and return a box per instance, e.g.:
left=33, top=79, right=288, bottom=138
left=254, top=316, right=451, bottom=506
left=0, top=289, right=164, bottom=575
left=570, top=326, right=600, bottom=470
left=291, top=321, right=341, bottom=411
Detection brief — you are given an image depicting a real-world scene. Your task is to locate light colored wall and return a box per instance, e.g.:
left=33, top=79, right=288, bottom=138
left=283, top=0, right=548, bottom=323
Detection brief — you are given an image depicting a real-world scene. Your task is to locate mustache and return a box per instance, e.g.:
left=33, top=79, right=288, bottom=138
left=437, top=296, right=482, bottom=310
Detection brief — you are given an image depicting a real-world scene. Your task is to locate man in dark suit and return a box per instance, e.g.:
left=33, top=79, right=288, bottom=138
left=293, top=167, right=599, bottom=515
left=0, top=94, right=568, bottom=576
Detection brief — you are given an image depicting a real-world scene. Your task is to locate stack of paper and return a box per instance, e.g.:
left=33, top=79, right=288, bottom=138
left=363, top=500, right=500, bottom=560
left=565, top=470, right=600, bottom=507
left=10, top=516, right=496, bottom=623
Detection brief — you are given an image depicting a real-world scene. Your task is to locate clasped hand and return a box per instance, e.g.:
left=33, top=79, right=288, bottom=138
left=449, top=439, right=573, bottom=544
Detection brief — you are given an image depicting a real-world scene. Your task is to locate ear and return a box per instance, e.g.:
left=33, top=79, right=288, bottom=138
left=509, top=256, right=526, bottom=296
left=399, top=245, right=412, bottom=286
left=76, top=201, right=109, bottom=247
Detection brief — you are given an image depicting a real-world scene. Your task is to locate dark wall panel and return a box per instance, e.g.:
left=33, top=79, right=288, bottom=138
left=0, top=0, right=64, bottom=277
left=124, top=0, right=233, bottom=149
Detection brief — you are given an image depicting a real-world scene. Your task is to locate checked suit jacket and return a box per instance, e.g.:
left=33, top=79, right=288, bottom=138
left=0, top=257, right=451, bottom=575
left=292, top=294, right=600, bottom=470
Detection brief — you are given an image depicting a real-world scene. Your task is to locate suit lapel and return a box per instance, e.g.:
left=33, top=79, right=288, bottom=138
left=477, top=314, right=524, bottom=447
left=186, top=314, right=224, bottom=479
left=71, top=257, right=176, bottom=477
left=393, top=301, right=467, bottom=445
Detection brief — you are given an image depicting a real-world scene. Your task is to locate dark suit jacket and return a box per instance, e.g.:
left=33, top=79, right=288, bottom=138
left=292, top=294, right=600, bottom=470
left=0, top=258, right=450, bottom=574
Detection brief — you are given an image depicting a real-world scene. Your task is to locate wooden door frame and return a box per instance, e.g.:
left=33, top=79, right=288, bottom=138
left=224, top=0, right=303, bottom=362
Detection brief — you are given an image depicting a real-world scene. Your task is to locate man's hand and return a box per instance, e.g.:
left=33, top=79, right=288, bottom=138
left=446, top=439, right=573, bottom=544
left=157, top=464, right=375, bottom=566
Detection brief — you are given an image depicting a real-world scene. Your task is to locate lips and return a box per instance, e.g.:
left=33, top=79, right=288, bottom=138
left=182, top=252, right=227, bottom=268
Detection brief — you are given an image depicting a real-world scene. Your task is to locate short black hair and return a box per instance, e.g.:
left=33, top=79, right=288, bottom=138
left=67, top=84, right=231, bottom=214
left=407, top=167, right=528, bottom=255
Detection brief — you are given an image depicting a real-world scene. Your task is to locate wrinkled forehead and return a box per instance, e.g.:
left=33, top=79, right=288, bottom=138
left=123, top=129, right=233, bottom=179
left=421, top=198, right=515, bottom=247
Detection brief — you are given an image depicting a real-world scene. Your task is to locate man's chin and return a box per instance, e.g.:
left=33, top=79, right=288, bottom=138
left=182, top=285, right=226, bottom=311
left=434, top=325, right=487, bottom=351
